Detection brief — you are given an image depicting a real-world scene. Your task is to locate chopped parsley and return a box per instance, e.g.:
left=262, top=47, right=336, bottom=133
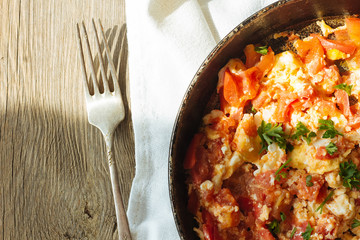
left=251, top=106, right=257, bottom=114
left=275, top=158, right=292, bottom=181
left=255, top=45, right=268, bottom=55
left=306, top=132, right=317, bottom=144
left=258, top=121, right=288, bottom=153
left=291, top=122, right=309, bottom=139
left=267, top=219, right=280, bottom=236
left=306, top=175, right=314, bottom=187
left=280, top=212, right=286, bottom=222
left=352, top=219, right=360, bottom=229
left=334, top=83, right=353, bottom=96
left=286, top=142, right=294, bottom=152
left=316, top=190, right=334, bottom=214
left=301, top=223, right=313, bottom=240
left=318, top=119, right=343, bottom=138
left=290, top=227, right=297, bottom=239
left=291, top=122, right=317, bottom=144
left=325, top=142, right=338, bottom=155
left=339, top=160, right=360, bottom=190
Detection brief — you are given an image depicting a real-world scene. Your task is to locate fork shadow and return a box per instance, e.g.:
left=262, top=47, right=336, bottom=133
left=90, top=23, right=135, bottom=207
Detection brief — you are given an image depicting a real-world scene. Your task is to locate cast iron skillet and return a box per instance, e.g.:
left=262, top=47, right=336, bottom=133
left=169, top=0, right=360, bottom=239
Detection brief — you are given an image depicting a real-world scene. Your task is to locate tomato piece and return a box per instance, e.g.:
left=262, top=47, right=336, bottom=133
left=256, top=47, right=275, bottom=77
left=249, top=171, right=290, bottom=209
left=184, top=133, right=203, bottom=169
left=315, top=146, right=339, bottom=160
left=295, top=37, right=326, bottom=74
left=290, top=222, right=308, bottom=240
left=316, top=184, right=327, bottom=203
left=217, top=67, right=226, bottom=93
left=313, top=34, right=356, bottom=55
left=244, top=44, right=262, bottom=68
left=241, top=67, right=262, bottom=99
left=255, top=227, right=275, bottom=240
left=298, top=86, right=315, bottom=99
left=218, top=88, right=228, bottom=113
left=346, top=18, right=360, bottom=45
left=222, top=67, right=262, bottom=113
left=202, top=210, right=222, bottom=240
left=252, top=89, right=270, bottom=110
left=349, top=114, right=360, bottom=129
left=222, top=167, right=254, bottom=203
left=315, top=99, right=338, bottom=117
left=290, top=99, right=312, bottom=113
left=251, top=85, right=279, bottom=110
left=290, top=174, right=325, bottom=201
left=213, top=188, right=241, bottom=229
left=289, top=87, right=315, bottom=116
left=223, top=70, right=242, bottom=106
left=221, top=49, right=273, bottom=110
left=237, top=196, right=253, bottom=213
left=187, top=190, right=199, bottom=215
left=190, top=147, right=212, bottom=185
left=335, top=29, right=350, bottom=41
left=335, top=89, right=351, bottom=117
left=314, top=214, right=339, bottom=238
left=295, top=39, right=311, bottom=58
left=274, top=92, right=298, bottom=123
left=206, top=139, right=225, bottom=165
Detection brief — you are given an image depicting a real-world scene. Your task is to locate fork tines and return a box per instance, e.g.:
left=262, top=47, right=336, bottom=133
left=76, top=19, right=120, bottom=97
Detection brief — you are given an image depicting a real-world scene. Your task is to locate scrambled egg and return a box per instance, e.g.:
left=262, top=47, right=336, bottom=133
left=288, top=142, right=342, bottom=174
left=191, top=19, right=360, bottom=240
left=266, top=51, right=310, bottom=94
left=206, top=51, right=357, bottom=177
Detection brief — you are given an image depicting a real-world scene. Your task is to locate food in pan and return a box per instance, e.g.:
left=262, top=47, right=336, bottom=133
left=184, top=18, right=360, bottom=240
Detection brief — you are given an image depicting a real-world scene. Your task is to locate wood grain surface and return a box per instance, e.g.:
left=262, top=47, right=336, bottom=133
left=0, top=0, right=135, bottom=239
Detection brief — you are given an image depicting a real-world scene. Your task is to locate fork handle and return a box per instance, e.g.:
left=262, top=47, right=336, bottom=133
left=105, top=133, right=132, bottom=240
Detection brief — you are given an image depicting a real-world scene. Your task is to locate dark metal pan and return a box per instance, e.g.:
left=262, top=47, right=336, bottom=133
left=169, top=0, right=360, bottom=239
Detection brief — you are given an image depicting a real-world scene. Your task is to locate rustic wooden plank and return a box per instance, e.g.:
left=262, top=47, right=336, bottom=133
left=0, top=0, right=134, bottom=239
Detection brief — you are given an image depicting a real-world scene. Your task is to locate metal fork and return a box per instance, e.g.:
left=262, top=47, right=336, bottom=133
left=76, top=19, right=132, bottom=240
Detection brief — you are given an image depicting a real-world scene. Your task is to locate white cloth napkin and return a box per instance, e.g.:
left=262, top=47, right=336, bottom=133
left=125, top=0, right=278, bottom=239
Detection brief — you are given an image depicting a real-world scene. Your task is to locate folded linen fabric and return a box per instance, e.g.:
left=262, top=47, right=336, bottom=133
left=125, top=0, right=278, bottom=239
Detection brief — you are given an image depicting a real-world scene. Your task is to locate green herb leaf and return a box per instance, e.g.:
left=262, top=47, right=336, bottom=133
left=326, top=142, right=338, bottom=155
left=316, top=190, right=334, bottom=214
left=276, top=172, right=288, bottom=181
left=292, top=122, right=310, bottom=139
left=286, top=142, right=294, bottom=152
left=318, top=119, right=343, bottom=138
left=306, top=175, right=314, bottom=187
left=301, top=223, right=313, bottom=240
left=305, top=131, right=317, bottom=145
left=258, top=121, right=287, bottom=153
left=290, top=227, right=297, bottom=239
left=339, top=160, right=360, bottom=190
left=267, top=219, right=280, bottom=236
left=275, top=158, right=292, bottom=181
left=251, top=106, right=257, bottom=114
left=292, top=122, right=317, bottom=144
left=334, top=83, right=353, bottom=96
left=255, top=46, right=268, bottom=55
left=280, top=212, right=286, bottom=222
left=352, top=219, right=360, bottom=229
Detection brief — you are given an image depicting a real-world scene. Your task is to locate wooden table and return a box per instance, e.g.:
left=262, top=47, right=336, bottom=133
left=0, top=1, right=135, bottom=239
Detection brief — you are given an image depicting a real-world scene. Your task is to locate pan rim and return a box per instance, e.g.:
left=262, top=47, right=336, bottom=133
left=166, top=0, right=353, bottom=238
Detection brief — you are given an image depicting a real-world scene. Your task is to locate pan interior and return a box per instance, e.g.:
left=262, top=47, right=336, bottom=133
left=169, top=3, right=359, bottom=239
